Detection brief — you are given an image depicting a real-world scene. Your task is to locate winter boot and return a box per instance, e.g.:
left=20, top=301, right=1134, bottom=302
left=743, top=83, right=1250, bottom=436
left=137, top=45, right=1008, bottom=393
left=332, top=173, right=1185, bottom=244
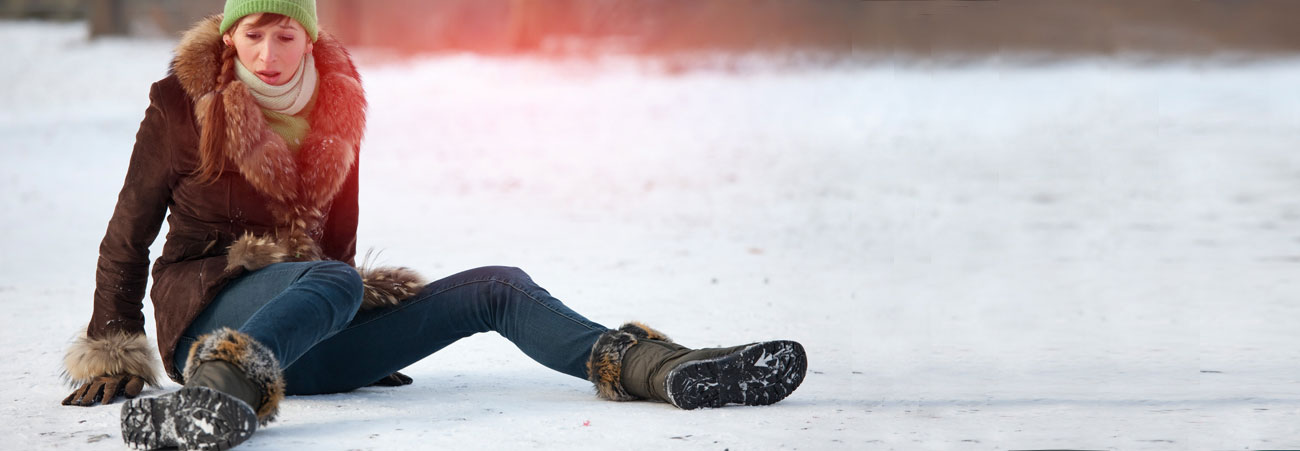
left=121, top=328, right=285, bottom=450
left=587, top=322, right=807, bottom=409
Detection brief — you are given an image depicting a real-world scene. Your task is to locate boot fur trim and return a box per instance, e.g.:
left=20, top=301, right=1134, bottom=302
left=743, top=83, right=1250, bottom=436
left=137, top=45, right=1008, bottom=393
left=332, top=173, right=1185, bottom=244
left=586, top=328, right=639, bottom=401
left=183, top=328, right=285, bottom=425
left=618, top=321, right=673, bottom=343
left=62, top=330, right=163, bottom=387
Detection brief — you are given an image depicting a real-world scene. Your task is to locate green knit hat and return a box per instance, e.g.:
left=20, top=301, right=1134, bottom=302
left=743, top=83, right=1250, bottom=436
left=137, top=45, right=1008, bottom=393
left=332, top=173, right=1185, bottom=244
left=219, top=0, right=319, bottom=41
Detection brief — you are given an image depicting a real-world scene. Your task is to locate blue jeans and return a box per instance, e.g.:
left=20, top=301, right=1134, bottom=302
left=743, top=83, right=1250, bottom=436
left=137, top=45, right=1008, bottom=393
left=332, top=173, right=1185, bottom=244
left=172, top=261, right=610, bottom=395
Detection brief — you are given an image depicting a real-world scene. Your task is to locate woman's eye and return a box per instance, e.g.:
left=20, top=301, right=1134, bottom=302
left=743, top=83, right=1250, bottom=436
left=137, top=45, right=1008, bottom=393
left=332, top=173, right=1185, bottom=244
left=278, top=35, right=295, bottom=42
left=245, top=33, right=261, bottom=39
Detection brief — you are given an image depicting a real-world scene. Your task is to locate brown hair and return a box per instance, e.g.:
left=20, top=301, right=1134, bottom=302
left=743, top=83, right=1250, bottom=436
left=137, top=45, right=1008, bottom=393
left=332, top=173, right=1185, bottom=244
left=195, top=13, right=297, bottom=184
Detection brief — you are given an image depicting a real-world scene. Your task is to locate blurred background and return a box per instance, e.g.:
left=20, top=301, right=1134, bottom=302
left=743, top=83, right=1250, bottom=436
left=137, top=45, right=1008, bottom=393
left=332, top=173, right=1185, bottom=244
left=5, top=0, right=1300, bottom=57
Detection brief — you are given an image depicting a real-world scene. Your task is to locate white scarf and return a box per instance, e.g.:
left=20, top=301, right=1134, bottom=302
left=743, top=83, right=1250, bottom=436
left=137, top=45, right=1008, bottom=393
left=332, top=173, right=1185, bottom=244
left=234, top=53, right=317, bottom=116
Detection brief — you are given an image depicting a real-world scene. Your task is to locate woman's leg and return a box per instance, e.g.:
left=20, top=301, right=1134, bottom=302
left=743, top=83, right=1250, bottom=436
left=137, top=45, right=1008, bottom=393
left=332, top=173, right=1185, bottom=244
left=281, top=266, right=609, bottom=395
left=125, top=260, right=364, bottom=450
left=172, top=260, right=364, bottom=374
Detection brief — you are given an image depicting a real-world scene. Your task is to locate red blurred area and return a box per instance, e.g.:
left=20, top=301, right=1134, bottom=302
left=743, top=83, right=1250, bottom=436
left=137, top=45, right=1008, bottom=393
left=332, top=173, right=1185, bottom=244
left=320, top=0, right=1300, bottom=56
left=59, top=0, right=1300, bottom=57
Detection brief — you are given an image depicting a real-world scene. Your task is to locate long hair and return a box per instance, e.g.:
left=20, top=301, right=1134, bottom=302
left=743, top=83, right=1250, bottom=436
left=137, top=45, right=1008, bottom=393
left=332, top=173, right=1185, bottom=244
left=195, top=12, right=297, bottom=184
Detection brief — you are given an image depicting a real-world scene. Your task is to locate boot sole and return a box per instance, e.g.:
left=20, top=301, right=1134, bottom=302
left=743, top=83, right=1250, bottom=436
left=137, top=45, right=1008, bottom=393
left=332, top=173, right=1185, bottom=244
left=664, top=340, right=807, bottom=410
left=121, top=386, right=258, bottom=450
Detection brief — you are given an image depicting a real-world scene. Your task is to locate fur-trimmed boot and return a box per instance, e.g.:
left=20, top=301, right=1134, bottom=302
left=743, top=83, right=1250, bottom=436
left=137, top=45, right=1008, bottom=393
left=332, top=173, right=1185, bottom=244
left=121, top=328, right=285, bottom=450
left=588, top=322, right=807, bottom=410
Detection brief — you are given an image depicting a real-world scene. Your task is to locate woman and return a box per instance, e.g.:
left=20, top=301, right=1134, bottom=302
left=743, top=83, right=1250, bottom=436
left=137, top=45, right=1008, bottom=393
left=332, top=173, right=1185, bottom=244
left=59, top=1, right=807, bottom=449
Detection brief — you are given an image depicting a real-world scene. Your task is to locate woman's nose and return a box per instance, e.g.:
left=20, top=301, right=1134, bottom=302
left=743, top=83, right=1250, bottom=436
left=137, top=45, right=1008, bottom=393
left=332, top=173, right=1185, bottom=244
left=258, top=43, right=274, bottom=64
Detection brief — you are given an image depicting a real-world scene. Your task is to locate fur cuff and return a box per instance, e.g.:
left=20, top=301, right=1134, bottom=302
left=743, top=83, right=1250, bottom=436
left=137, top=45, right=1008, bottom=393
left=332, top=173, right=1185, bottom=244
left=586, top=327, right=640, bottom=402
left=226, top=232, right=289, bottom=272
left=587, top=322, right=676, bottom=401
left=358, top=266, right=427, bottom=309
left=183, top=328, right=285, bottom=425
left=617, top=321, right=673, bottom=343
left=227, top=234, right=429, bottom=310
left=62, top=330, right=163, bottom=387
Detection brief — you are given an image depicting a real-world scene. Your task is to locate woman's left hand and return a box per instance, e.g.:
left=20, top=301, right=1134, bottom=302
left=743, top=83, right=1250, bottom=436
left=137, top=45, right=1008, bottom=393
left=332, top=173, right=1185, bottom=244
left=368, top=371, right=413, bottom=387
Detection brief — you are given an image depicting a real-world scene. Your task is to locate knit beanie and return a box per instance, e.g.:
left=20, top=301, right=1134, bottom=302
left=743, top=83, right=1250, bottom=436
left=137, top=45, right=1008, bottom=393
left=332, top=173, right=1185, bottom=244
left=219, top=0, right=319, bottom=41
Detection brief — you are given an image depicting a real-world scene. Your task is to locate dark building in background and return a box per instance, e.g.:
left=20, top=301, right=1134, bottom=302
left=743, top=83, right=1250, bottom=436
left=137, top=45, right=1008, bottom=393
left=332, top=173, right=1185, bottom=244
left=3, top=0, right=1299, bottom=57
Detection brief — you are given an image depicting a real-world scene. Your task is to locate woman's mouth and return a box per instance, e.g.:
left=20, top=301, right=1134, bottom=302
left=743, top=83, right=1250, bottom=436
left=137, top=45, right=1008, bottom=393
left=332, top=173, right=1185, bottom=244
left=256, top=70, right=281, bottom=83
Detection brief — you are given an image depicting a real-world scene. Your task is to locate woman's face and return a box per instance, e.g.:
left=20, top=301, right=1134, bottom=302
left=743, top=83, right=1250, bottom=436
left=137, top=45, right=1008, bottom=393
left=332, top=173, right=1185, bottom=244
left=222, top=13, right=313, bottom=86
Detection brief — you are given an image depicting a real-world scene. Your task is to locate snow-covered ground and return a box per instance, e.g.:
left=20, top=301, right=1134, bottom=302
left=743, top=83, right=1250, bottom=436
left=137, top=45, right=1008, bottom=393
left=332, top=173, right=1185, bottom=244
left=3, top=20, right=1300, bottom=450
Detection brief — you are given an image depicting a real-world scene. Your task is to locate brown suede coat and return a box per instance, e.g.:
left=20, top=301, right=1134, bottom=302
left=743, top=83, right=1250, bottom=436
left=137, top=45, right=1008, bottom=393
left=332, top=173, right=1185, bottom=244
left=87, top=16, right=364, bottom=382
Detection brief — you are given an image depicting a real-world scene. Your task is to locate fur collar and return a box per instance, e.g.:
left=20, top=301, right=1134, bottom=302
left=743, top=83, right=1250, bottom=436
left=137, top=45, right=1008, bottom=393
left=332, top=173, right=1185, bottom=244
left=164, top=16, right=427, bottom=310
left=171, top=15, right=365, bottom=227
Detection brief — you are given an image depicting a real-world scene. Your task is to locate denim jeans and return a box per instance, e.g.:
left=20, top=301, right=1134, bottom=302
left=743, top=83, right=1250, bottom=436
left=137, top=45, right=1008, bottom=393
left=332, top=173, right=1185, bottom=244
left=172, top=261, right=610, bottom=395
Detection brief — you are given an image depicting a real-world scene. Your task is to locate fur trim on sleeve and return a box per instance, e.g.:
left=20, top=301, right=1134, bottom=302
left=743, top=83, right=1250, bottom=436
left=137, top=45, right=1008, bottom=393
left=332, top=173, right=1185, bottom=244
left=226, top=237, right=428, bottom=311
left=225, top=232, right=290, bottom=272
left=62, top=330, right=163, bottom=387
left=358, top=266, right=427, bottom=310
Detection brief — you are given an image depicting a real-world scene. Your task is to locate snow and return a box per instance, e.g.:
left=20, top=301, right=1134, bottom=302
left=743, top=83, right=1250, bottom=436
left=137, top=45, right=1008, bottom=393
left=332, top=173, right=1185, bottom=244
left=3, top=19, right=1300, bottom=450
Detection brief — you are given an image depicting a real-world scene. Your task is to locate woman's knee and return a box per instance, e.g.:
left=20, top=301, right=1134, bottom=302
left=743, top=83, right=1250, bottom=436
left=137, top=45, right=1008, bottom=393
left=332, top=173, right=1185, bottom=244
left=476, top=265, right=534, bottom=286
left=302, top=260, right=364, bottom=308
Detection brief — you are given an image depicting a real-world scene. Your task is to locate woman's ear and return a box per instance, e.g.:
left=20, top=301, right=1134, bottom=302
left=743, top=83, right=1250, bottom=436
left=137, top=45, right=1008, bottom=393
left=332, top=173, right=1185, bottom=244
left=222, top=34, right=233, bottom=47
left=305, top=42, right=314, bottom=56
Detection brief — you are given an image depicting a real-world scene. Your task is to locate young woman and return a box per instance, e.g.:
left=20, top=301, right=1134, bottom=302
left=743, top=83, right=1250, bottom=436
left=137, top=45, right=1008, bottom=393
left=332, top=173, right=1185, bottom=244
left=59, top=1, right=807, bottom=449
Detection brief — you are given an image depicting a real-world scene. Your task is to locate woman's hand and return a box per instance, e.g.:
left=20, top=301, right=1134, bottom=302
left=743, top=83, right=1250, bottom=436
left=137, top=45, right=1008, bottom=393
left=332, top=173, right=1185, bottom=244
left=61, top=375, right=146, bottom=406
left=368, top=371, right=413, bottom=387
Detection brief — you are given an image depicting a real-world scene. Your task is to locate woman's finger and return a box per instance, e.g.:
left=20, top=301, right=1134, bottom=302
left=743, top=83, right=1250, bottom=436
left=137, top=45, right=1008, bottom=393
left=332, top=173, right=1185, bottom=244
left=124, top=376, right=146, bottom=398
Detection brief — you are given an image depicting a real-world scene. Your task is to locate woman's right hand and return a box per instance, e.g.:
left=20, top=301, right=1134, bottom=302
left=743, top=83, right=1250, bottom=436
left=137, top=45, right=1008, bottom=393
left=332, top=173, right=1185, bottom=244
left=61, top=374, right=146, bottom=406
